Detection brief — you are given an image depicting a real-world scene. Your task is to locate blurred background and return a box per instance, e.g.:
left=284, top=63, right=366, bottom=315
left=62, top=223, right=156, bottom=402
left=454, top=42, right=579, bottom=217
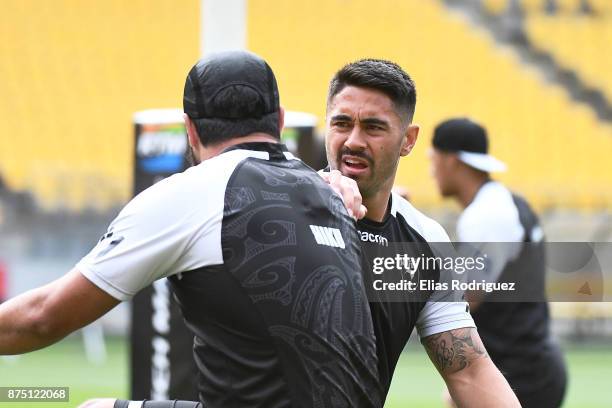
left=0, top=0, right=611, bottom=406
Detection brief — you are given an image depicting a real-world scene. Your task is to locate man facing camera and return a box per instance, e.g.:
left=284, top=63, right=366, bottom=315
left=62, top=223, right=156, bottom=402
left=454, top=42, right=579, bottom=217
left=323, top=60, right=521, bottom=407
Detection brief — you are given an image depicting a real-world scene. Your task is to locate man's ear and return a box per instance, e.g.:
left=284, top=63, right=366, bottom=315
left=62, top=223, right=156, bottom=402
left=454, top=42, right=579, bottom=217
left=183, top=113, right=201, bottom=150
left=278, top=106, right=285, bottom=135
left=449, top=153, right=464, bottom=169
left=400, top=124, right=420, bottom=157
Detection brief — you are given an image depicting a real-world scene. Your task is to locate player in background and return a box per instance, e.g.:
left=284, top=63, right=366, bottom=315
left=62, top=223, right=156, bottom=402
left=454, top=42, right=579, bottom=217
left=429, top=117, right=567, bottom=407
left=321, top=59, right=521, bottom=407
left=0, top=51, right=383, bottom=408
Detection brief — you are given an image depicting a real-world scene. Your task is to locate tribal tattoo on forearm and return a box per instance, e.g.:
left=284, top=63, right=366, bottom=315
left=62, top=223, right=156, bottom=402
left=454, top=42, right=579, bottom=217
left=422, top=328, right=488, bottom=374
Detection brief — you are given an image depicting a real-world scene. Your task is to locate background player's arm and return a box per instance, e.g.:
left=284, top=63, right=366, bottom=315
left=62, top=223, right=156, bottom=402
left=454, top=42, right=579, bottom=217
left=0, top=268, right=119, bottom=355
left=422, top=327, right=520, bottom=407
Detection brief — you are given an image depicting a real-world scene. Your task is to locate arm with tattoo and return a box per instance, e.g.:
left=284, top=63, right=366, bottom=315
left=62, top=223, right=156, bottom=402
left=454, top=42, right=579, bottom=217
left=423, top=327, right=488, bottom=374
left=422, top=328, right=521, bottom=407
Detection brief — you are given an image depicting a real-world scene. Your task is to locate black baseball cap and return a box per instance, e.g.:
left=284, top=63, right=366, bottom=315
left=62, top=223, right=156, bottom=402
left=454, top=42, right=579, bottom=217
left=432, top=118, right=506, bottom=172
left=183, top=50, right=280, bottom=120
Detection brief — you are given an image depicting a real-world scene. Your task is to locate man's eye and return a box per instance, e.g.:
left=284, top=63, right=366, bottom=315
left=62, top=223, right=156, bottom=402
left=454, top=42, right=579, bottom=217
left=334, top=122, right=351, bottom=128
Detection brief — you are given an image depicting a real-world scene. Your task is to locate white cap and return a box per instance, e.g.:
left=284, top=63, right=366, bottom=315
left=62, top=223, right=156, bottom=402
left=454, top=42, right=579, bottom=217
left=457, top=151, right=507, bottom=173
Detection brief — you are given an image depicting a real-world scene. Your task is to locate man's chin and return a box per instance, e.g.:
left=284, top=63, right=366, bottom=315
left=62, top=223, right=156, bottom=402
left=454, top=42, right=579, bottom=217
left=340, top=171, right=365, bottom=185
left=353, top=177, right=372, bottom=193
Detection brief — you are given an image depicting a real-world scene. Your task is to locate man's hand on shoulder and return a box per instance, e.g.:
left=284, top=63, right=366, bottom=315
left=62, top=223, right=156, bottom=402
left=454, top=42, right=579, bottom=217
left=319, top=169, right=367, bottom=220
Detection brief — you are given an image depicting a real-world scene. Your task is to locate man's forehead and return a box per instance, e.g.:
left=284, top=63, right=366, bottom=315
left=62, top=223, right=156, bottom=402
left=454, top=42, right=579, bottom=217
left=328, top=86, right=396, bottom=117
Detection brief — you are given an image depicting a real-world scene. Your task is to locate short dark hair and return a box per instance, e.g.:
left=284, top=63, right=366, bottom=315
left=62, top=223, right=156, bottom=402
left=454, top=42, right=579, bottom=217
left=327, top=59, right=417, bottom=124
left=183, top=51, right=281, bottom=146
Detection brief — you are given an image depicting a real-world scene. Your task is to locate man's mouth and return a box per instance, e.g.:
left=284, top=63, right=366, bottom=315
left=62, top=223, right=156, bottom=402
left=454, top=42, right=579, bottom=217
left=341, top=156, right=370, bottom=173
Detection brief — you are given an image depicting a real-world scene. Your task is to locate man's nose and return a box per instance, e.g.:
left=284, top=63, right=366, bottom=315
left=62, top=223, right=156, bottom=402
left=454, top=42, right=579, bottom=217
left=344, top=126, right=366, bottom=151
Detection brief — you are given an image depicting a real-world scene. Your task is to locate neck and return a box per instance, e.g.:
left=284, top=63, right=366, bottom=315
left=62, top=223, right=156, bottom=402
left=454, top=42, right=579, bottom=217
left=456, top=176, right=489, bottom=209
left=198, top=133, right=278, bottom=160
left=363, top=187, right=392, bottom=223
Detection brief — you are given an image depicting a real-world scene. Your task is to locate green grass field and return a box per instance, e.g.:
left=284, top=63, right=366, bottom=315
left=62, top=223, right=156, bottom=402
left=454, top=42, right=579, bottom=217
left=1, top=336, right=611, bottom=407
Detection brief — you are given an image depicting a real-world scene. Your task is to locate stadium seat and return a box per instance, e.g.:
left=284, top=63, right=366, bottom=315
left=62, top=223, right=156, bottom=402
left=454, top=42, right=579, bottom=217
left=1, top=0, right=610, bottom=211
left=249, top=0, right=612, bottom=210
left=483, top=0, right=509, bottom=15
left=0, top=0, right=199, bottom=210
left=526, top=10, right=612, bottom=101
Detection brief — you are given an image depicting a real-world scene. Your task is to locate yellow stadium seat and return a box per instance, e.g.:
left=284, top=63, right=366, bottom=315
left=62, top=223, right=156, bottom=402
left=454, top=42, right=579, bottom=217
left=0, top=0, right=199, bottom=210
left=483, top=0, right=509, bottom=15
left=521, top=0, right=544, bottom=13
left=555, top=0, right=581, bottom=13
left=526, top=13, right=612, bottom=112
left=1, top=0, right=610, bottom=211
left=248, top=0, right=612, bottom=210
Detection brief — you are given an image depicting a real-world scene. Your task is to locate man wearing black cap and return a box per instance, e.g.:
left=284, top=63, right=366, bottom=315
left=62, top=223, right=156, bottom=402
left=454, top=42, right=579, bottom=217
left=0, top=51, right=383, bottom=408
left=430, top=117, right=567, bottom=408
left=323, top=59, right=520, bottom=407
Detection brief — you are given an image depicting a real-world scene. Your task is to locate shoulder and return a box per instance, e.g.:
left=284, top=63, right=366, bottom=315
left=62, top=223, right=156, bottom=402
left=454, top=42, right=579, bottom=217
left=124, top=149, right=257, bottom=216
left=461, top=182, right=516, bottom=220
left=461, top=182, right=518, bottom=223
left=457, top=182, right=523, bottom=242
left=390, top=192, right=451, bottom=242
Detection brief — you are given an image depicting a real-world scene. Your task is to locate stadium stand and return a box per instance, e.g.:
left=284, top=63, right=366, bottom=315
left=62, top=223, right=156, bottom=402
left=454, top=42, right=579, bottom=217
left=0, top=0, right=199, bottom=210
left=0, top=0, right=610, bottom=210
left=250, top=0, right=612, bottom=209
left=482, top=0, right=612, bottom=15
left=526, top=8, right=612, bottom=103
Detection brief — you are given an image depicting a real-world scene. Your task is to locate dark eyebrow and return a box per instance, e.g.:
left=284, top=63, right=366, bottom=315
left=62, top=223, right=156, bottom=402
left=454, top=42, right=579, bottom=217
left=330, top=114, right=353, bottom=122
left=360, top=117, right=389, bottom=128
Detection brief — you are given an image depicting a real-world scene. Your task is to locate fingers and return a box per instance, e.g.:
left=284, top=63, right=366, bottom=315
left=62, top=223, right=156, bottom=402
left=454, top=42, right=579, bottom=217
left=339, top=172, right=365, bottom=220
left=356, top=204, right=367, bottom=220
left=318, top=170, right=367, bottom=220
left=351, top=182, right=363, bottom=219
left=329, top=170, right=355, bottom=218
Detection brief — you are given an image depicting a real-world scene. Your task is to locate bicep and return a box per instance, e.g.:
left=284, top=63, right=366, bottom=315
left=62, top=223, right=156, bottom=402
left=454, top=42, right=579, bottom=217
left=421, top=327, right=488, bottom=376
